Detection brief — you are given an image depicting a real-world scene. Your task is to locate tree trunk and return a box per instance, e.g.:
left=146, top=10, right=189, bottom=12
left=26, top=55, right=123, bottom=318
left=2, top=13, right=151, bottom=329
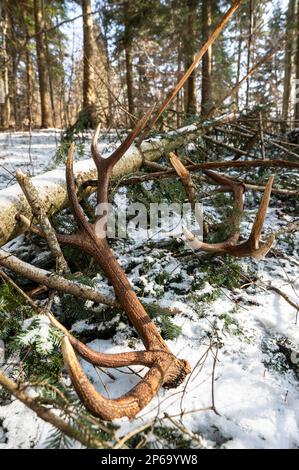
left=184, top=0, right=198, bottom=117
left=124, top=1, right=134, bottom=122
left=137, top=53, right=145, bottom=116
left=8, top=13, right=19, bottom=128
left=33, top=0, right=52, bottom=128
left=245, top=0, right=254, bottom=109
left=235, top=23, right=242, bottom=110
left=177, top=42, right=182, bottom=127
left=11, top=54, right=18, bottom=129
left=201, top=0, right=213, bottom=116
left=102, top=25, right=113, bottom=127
left=43, top=0, right=57, bottom=129
left=282, top=0, right=296, bottom=130
left=171, top=0, right=183, bottom=126
left=82, top=0, right=97, bottom=128
left=295, top=0, right=299, bottom=124
left=25, top=43, right=33, bottom=128
left=0, top=6, right=10, bottom=128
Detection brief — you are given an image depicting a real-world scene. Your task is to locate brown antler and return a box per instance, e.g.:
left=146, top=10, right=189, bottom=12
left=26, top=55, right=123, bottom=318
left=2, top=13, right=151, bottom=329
left=52, top=116, right=190, bottom=421
left=183, top=172, right=275, bottom=259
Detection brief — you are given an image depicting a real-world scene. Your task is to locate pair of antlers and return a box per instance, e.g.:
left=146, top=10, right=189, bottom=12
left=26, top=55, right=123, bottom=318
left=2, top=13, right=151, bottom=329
left=14, top=119, right=274, bottom=421
left=59, top=125, right=274, bottom=421
left=22, top=118, right=274, bottom=421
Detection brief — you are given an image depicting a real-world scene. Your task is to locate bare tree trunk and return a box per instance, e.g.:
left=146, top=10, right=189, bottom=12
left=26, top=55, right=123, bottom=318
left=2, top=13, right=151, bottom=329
left=102, top=25, right=113, bottom=127
left=11, top=54, right=19, bottom=129
left=295, top=0, right=299, bottom=124
left=201, top=0, right=213, bottom=116
left=282, top=0, right=296, bottom=130
left=184, top=0, right=198, bottom=117
left=137, top=52, right=148, bottom=117
left=245, top=0, right=254, bottom=109
left=171, top=0, right=183, bottom=126
left=177, top=42, right=182, bottom=127
left=33, top=0, right=52, bottom=128
left=8, top=13, right=19, bottom=129
left=25, top=43, right=33, bottom=128
left=125, top=44, right=134, bottom=118
left=124, top=1, right=134, bottom=122
left=82, top=0, right=97, bottom=128
left=0, top=5, right=10, bottom=128
left=235, top=24, right=242, bottom=110
left=42, top=1, right=57, bottom=128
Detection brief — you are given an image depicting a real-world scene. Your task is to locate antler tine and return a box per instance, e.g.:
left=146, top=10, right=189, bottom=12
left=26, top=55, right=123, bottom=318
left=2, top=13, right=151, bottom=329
left=48, top=311, right=155, bottom=368
left=69, top=336, right=156, bottom=368
left=91, top=122, right=102, bottom=168
left=249, top=176, right=274, bottom=249
left=62, top=336, right=165, bottom=420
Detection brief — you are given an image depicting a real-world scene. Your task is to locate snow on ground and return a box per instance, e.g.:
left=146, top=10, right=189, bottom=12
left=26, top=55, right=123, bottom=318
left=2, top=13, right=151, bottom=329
left=0, top=130, right=62, bottom=189
left=0, top=131, right=298, bottom=449
left=0, top=129, right=118, bottom=190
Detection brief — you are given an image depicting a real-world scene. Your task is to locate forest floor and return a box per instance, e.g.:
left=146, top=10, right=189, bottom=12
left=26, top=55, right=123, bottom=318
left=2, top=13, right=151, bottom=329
left=0, top=129, right=298, bottom=449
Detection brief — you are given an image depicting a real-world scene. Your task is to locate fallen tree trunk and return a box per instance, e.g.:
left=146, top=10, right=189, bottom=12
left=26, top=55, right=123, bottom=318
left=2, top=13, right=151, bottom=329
left=0, top=124, right=203, bottom=247
left=0, top=248, right=116, bottom=306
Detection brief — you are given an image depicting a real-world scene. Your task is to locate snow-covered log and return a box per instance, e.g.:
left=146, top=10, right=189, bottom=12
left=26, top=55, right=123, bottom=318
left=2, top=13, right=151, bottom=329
left=0, top=125, right=201, bottom=246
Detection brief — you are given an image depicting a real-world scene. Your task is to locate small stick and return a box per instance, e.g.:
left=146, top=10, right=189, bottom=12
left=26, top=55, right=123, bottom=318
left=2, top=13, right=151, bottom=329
left=113, top=422, right=154, bottom=449
left=267, top=284, right=299, bottom=312
left=164, top=413, right=205, bottom=447
left=143, top=160, right=169, bottom=172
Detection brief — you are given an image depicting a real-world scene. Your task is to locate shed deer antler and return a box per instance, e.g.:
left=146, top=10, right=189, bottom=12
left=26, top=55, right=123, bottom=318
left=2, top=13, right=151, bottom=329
left=46, top=115, right=190, bottom=420
left=183, top=170, right=275, bottom=260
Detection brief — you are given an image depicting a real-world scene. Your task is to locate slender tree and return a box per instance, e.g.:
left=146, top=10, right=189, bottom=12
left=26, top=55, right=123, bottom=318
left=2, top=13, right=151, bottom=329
left=201, top=0, right=213, bottom=116
left=82, top=0, right=98, bottom=128
left=123, top=1, right=134, bottom=121
left=25, top=46, right=34, bottom=129
left=245, top=0, right=254, bottom=109
left=282, top=0, right=296, bottom=128
left=33, top=0, right=52, bottom=128
left=183, top=0, right=198, bottom=117
left=0, top=4, right=10, bottom=128
left=295, top=0, right=299, bottom=123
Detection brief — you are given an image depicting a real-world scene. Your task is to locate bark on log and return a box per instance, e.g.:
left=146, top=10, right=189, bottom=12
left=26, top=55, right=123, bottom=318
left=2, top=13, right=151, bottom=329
left=0, top=248, right=115, bottom=306
left=0, top=125, right=203, bottom=247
